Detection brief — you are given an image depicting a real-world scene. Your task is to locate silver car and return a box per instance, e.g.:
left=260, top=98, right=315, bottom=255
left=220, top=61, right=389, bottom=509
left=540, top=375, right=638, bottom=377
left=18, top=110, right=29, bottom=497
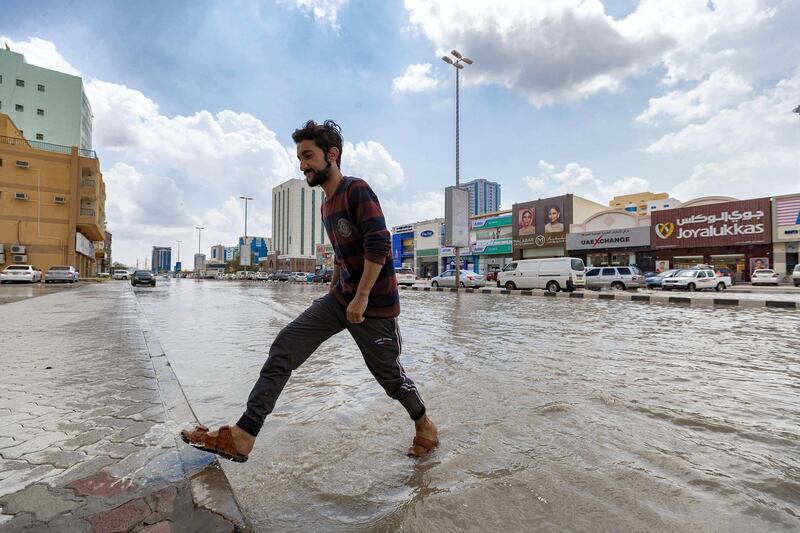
left=793, top=264, right=800, bottom=287
left=584, top=266, right=642, bottom=290
left=45, top=265, right=79, bottom=283
left=430, top=269, right=485, bottom=288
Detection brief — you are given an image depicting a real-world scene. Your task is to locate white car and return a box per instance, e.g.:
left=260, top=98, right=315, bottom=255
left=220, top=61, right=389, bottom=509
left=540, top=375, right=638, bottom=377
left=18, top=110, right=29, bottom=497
left=751, top=269, right=780, bottom=286
left=255, top=271, right=270, bottom=281
left=290, top=272, right=307, bottom=282
left=431, top=269, right=485, bottom=288
left=793, top=264, right=800, bottom=287
left=45, top=265, right=79, bottom=283
left=1, top=265, right=42, bottom=284
left=113, top=269, right=129, bottom=280
left=662, top=268, right=731, bottom=292
left=395, top=267, right=417, bottom=286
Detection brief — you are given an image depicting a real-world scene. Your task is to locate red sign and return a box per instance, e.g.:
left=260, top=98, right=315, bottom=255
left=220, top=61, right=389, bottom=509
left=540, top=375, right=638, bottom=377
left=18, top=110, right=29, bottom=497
left=651, top=198, right=772, bottom=249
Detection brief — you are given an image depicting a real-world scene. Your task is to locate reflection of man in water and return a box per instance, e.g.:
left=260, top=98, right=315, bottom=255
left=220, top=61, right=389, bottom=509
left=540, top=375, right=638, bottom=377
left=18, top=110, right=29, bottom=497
left=518, top=208, right=535, bottom=235
left=544, top=205, right=564, bottom=233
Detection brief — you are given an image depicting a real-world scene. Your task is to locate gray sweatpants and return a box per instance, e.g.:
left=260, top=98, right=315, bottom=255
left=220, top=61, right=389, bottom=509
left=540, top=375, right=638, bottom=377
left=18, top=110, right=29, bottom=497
left=236, top=292, right=426, bottom=436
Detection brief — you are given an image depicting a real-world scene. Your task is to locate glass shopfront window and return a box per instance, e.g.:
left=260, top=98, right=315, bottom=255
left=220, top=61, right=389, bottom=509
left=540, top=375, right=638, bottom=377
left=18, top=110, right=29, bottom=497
left=673, top=256, right=704, bottom=269
left=610, top=252, right=634, bottom=266
left=587, top=253, right=607, bottom=267
left=710, top=254, right=746, bottom=282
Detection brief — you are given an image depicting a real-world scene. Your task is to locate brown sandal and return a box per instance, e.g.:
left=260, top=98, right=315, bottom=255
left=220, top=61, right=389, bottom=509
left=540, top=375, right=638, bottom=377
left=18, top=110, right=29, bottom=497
left=180, top=425, right=249, bottom=463
left=407, top=435, right=438, bottom=458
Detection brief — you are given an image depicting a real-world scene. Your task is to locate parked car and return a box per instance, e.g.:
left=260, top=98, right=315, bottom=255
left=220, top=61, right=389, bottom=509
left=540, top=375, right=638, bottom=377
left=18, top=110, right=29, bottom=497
left=278, top=270, right=292, bottom=282
left=714, top=267, right=736, bottom=285
left=306, top=272, right=316, bottom=283
left=245, top=271, right=257, bottom=280
left=431, top=269, right=485, bottom=288
left=0, top=265, right=42, bottom=284
left=255, top=271, right=270, bottom=281
left=131, top=270, right=156, bottom=287
left=395, top=267, right=417, bottom=286
left=751, top=269, right=780, bottom=286
left=289, top=271, right=307, bottom=282
left=496, top=257, right=585, bottom=292
left=584, top=266, right=643, bottom=291
left=485, top=269, right=501, bottom=282
left=644, top=269, right=680, bottom=289
left=662, top=269, right=731, bottom=292
left=44, top=265, right=79, bottom=283
left=113, top=269, right=130, bottom=280
left=312, top=269, right=334, bottom=283
left=793, top=264, right=800, bottom=287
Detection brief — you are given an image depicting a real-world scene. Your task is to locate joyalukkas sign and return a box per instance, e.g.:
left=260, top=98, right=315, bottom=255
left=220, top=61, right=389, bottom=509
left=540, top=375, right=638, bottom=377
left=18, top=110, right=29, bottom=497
left=651, top=198, right=772, bottom=249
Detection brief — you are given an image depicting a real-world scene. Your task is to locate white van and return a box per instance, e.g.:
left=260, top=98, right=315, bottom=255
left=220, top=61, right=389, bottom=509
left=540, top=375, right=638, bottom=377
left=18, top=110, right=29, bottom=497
left=497, top=257, right=585, bottom=292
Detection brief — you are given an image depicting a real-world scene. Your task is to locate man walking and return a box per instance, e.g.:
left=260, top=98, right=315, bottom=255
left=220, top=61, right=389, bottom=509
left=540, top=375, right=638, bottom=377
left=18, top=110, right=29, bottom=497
left=182, top=120, right=438, bottom=462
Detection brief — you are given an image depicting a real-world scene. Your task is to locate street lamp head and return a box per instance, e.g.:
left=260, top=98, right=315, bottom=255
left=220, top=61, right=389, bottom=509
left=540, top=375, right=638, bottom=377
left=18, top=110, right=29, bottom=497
left=442, top=56, right=454, bottom=65
left=462, top=57, right=473, bottom=65
left=451, top=49, right=462, bottom=59
left=455, top=63, right=464, bottom=69
left=793, top=104, right=800, bottom=115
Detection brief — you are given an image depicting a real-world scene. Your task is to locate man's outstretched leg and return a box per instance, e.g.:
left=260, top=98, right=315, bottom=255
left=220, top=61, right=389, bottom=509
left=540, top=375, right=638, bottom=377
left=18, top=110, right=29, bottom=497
left=181, top=294, right=345, bottom=461
left=347, top=315, right=438, bottom=457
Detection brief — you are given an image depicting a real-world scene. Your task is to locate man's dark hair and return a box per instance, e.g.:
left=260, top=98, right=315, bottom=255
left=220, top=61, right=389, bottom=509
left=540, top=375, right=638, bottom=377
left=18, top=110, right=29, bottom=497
left=292, top=120, right=343, bottom=168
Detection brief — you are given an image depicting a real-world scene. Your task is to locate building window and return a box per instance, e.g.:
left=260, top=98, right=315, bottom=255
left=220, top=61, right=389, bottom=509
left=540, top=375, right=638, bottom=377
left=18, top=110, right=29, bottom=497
left=0, top=74, right=3, bottom=83
left=16, top=79, right=24, bottom=87
left=15, top=104, right=23, bottom=112
left=36, top=133, right=44, bottom=141
left=37, top=84, right=45, bottom=92
left=37, top=108, right=44, bottom=116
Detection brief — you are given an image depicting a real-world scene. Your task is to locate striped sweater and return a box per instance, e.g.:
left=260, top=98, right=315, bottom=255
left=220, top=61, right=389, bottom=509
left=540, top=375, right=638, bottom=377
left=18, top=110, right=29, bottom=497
left=322, top=176, right=399, bottom=318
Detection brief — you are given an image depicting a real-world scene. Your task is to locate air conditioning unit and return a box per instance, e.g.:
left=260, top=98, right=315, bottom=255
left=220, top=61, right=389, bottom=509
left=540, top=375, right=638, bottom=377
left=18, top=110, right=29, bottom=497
left=13, top=255, right=28, bottom=263
left=14, top=192, right=29, bottom=200
left=15, top=160, right=30, bottom=168
left=0, top=244, right=4, bottom=253
left=54, top=195, right=67, bottom=204
left=10, top=245, right=26, bottom=254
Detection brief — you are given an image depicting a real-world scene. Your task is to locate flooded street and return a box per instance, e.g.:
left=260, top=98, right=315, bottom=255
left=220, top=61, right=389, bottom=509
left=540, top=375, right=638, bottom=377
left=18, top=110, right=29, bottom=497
left=134, top=279, right=800, bottom=532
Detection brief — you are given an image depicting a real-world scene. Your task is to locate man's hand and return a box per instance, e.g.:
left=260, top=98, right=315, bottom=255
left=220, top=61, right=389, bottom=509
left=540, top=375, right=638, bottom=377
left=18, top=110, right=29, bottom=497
left=346, top=294, right=368, bottom=324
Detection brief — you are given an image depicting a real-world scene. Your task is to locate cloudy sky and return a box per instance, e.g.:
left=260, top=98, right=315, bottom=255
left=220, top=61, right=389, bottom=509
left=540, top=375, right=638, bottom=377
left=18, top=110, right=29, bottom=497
left=3, top=0, right=799, bottom=266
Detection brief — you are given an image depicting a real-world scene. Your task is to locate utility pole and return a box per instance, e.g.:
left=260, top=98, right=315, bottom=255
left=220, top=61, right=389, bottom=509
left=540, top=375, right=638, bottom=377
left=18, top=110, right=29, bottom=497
left=195, top=226, right=204, bottom=254
left=175, top=240, right=182, bottom=270
left=240, top=196, right=253, bottom=271
left=442, top=49, right=473, bottom=289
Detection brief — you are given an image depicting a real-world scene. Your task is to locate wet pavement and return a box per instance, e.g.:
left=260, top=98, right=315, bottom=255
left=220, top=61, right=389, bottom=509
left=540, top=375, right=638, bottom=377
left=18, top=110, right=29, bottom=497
left=0, top=283, right=247, bottom=531
left=134, top=279, right=800, bottom=533
left=0, top=282, right=84, bottom=306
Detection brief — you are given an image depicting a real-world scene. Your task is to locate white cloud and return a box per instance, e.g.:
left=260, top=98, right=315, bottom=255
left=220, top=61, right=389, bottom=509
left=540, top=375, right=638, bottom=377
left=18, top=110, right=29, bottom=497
left=285, top=0, right=349, bottom=29
left=402, top=0, right=775, bottom=106
left=382, top=191, right=444, bottom=229
left=0, top=36, right=81, bottom=76
left=392, top=63, right=440, bottom=93
left=635, top=68, right=752, bottom=124
left=342, top=141, right=406, bottom=191
left=523, top=160, right=649, bottom=204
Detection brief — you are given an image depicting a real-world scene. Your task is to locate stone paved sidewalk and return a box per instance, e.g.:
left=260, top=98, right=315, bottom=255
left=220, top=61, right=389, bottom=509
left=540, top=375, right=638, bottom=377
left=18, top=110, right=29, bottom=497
left=0, top=283, right=249, bottom=532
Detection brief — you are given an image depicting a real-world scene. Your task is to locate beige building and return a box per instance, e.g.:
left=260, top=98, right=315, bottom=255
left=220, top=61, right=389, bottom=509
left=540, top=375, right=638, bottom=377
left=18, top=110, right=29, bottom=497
left=0, top=113, right=106, bottom=276
left=272, top=178, right=325, bottom=259
left=609, top=192, right=669, bottom=216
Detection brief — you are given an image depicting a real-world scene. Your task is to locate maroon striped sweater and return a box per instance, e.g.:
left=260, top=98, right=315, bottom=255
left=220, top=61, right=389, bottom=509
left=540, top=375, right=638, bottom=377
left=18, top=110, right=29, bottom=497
left=322, top=177, right=399, bottom=318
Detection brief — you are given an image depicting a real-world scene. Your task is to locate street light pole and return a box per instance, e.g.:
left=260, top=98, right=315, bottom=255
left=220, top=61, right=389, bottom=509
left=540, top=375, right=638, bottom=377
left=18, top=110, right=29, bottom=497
left=442, top=49, right=473, bottom=289
left=175, top=240, right=182, bottom=270
left=240, top=196, right=253, bottom=238
left=195, top=226, right=204, bottom=254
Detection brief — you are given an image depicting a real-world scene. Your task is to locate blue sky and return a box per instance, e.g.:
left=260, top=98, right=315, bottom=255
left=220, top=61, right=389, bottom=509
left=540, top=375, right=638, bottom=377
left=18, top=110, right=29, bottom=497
left=2, top=0, right=799, bottom=265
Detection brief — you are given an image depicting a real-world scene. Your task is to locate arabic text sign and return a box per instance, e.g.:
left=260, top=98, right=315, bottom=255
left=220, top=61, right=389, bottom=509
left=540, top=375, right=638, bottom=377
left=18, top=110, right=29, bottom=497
left=650, top=198, right=772, bottom=249
left=566, top=227, right=650, bottom=250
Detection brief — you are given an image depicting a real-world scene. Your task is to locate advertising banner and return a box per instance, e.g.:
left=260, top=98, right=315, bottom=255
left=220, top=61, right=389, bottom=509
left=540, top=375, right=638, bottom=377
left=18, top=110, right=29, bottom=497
left=470, top=239, right=512, bottom=255
left=471, top=214, right=512, bottom=229
left=445, top=186, right=469, bottom=247
left=567, top=227, right=650, bottom=250
left=774, top=195, right=800, bottom=241
left=240, top=237, right=252, bottom=266
left=749, top=257, right=769, bottom=274
left=474, top=225, right=512, bottom=241
left=415, top=221, right=442, bottom=250
left=75, top=232, right=95, bottom=257
left=651, top=198, right=772, bottom=249
left=512, top=196, right=572, bottom=249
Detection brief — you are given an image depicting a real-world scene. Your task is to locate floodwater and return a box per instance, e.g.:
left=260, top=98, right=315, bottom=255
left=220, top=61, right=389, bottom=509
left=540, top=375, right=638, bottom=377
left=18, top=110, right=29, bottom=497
left=134, top=279, right=800, bottom=532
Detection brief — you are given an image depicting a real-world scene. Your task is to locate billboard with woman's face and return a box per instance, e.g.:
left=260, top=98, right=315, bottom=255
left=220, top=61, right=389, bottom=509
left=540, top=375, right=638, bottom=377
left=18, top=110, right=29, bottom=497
left=512, top=196, right=571, bottom=249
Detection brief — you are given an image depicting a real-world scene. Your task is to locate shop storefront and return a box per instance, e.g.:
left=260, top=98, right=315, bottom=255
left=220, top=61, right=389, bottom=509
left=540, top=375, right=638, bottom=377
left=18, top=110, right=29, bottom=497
left=470, top=211, right=513, bottom=274
left=391, top=224, right=415, bottom=269
left=567, top=209, right=653, bottom=270
left=651, top=197, right=772, bottom=282
left=439, top=247, right=474, bottom=272
left=413, top=219, right=444, bottom=278
left=772, top=194, right=800, bottom=276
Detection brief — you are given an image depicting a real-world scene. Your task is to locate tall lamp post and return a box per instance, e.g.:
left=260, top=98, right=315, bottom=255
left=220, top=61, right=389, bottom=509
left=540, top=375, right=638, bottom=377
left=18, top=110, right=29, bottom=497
left=240, top=196, right=253, bottom=271
left=175, top=240, right=181, bottom=271
left=442, top=49, right=473, bottom=289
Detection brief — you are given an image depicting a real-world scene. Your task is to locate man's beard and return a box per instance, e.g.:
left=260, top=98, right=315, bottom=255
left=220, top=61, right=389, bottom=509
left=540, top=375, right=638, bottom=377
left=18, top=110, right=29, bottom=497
left=305, top=159, right=332, bottom=187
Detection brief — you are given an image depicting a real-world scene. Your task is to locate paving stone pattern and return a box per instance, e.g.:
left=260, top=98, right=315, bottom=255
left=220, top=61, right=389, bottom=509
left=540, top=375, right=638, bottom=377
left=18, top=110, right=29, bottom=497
left=0, top=284, right=244, bottom=532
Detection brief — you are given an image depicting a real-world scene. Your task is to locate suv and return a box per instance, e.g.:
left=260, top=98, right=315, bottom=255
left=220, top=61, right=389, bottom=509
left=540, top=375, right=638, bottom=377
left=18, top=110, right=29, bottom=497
left=584, top=266, right=642, bottom=291
left=793, top=264, right=800, bottom=287
left=395, top=267, right=416, bottom=286
left=113, top=269, right=129, bottom=280
left=662, top=268, right=731, bottom=292
left=131, top=270, right=156, bottom=287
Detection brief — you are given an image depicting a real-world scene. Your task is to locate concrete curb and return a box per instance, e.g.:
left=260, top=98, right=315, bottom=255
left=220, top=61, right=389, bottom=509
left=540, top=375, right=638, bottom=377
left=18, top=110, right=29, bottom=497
left=133, top=293, right=253, bottom=532
left=400, top=285, right=798, bottom=310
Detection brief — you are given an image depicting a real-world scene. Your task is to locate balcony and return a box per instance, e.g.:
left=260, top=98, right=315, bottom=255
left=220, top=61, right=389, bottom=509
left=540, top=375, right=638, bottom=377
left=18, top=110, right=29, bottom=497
left=77, top=206, right=104, bottom=241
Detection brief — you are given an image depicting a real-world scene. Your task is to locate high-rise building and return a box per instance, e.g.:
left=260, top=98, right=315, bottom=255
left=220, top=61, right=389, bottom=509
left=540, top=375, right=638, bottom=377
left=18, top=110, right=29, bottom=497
left=272, top=178, right=326, bottom=258
left=0, top=46, right=93, bottom=150
left=224, top=246, right=238, bottom=262
left=459, top=178, right=501, bottom=216
left=0, top=113, right=106, bottom=275
left=210, top=244, right=225, bottom=262
left=609, top=192, right=669, bottom=216
left=151, top=246, right=172, bottom=273
left=238, top=236, right=268, bottom=266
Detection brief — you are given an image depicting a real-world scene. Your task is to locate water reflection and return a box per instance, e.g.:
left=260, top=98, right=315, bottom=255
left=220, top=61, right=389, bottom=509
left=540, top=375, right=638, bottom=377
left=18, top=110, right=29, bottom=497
left=135, top=280, right=800, bottom=532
